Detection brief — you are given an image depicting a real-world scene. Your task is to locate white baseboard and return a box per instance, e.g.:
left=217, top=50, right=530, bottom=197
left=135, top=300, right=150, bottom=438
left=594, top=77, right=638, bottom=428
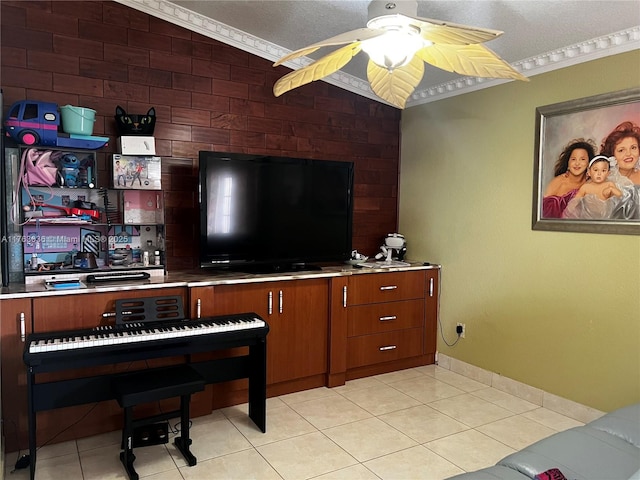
left=436, top=354, right=604, bottom=424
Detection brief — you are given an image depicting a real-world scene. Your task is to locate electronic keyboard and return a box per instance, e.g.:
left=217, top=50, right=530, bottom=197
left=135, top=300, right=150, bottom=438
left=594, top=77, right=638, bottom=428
left=24, top=313, right=268, bottom=372
left=23, top=311, right=269, bottom=480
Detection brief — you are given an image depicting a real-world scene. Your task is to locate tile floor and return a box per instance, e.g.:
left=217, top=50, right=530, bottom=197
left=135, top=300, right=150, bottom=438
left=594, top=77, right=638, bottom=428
left=4, top=365, right=585, bottom=480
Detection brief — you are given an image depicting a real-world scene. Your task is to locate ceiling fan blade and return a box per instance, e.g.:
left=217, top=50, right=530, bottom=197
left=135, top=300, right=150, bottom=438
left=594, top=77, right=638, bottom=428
left=273, top=28, right=384, bottom=66
left=406, top=15, right=503, bottom=45
left=273, top=42, right=363, bottom=97
left=366, top=56, right=425, bottom=109
left=416, top=43, right=528, bottom=81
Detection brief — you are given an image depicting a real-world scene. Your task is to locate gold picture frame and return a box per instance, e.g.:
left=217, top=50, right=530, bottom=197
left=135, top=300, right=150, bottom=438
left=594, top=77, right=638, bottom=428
left=532, top=87, right=640, bottom=235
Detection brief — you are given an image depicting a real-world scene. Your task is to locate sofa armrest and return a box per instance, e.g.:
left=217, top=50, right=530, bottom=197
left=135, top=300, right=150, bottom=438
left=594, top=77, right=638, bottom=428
left=588, top=403, right=640, bottom=448
left=497, top=426, right=640, bottom=480
left=447, top=465, right=531, bottom=480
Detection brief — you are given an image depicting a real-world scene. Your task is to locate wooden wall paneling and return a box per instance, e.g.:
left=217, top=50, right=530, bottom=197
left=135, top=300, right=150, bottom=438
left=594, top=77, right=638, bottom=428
left=0, top=0, right=401, bottom=272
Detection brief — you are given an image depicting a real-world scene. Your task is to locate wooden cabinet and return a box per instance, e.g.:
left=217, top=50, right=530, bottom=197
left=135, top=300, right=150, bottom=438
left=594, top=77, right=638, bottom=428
left=0, top=298, right=32, bottom=452
left=191, top=279, right=329, bottom=392
left=347, top=270, right=425, bottom=369
left=0, top=266, right=438, bottom=450
left=329, top=269, right=438, bottom=386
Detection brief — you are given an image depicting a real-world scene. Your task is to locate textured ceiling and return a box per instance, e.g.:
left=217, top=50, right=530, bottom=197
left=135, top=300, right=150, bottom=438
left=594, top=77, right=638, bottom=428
left=118, top=0, right=640, bottom=107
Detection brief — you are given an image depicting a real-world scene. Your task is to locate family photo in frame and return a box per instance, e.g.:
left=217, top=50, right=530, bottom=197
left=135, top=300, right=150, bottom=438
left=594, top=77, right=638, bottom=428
left=532, top=87, right=640, bottom=235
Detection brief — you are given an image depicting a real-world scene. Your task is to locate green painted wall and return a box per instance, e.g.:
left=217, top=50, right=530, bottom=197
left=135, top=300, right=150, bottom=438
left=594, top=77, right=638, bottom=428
left=399, top=51, right=640, bottom=412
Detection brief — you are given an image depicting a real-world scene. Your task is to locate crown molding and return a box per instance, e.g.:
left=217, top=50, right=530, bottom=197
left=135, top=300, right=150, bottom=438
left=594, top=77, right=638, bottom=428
left=115, top=0, right=640, bottom=109
left=407, top=26, right=640, bottom=107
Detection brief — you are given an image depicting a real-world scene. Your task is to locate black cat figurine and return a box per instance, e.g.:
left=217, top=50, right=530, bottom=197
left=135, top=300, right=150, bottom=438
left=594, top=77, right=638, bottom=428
left=114, top=105, right=156, bottom=136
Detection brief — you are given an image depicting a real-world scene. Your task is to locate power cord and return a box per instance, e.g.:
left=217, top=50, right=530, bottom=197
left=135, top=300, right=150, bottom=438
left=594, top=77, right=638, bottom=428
left=12, top=360, right=141, bottom=471
left=435, top=267, right=462, bottom=348
left=5, top=418, right=29, bottom=473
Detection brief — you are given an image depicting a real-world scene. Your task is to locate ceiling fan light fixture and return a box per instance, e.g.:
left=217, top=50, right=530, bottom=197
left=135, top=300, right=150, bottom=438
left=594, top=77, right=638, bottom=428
left=272, top=0, right=527, bottom=109
left=361, top=25, right=424, bottom=70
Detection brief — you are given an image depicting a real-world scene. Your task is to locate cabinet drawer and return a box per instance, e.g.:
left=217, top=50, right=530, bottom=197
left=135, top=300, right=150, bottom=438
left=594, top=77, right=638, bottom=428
left=348, top=271, right=425, bottom=305
left=348, top=299, right=424, bottom=337
left=347, top=328, right=423, bottom=368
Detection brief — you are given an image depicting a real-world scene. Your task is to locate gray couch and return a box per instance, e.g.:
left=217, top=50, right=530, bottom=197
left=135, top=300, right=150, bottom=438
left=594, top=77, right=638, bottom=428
left=449, top=403, right=640, bottom=480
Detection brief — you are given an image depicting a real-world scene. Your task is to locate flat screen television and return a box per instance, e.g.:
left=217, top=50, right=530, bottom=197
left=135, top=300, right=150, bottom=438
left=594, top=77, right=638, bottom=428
left=199, top=151, right=354, bottom=272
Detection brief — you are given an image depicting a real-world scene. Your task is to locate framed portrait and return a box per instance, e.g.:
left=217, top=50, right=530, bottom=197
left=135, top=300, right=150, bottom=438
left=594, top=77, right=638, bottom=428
left=532, top=87, right=640, bottom=235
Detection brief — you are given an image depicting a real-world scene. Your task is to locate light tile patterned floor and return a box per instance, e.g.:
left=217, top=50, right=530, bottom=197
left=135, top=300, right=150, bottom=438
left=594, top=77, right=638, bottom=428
left=4, top=365, right=584, bottom=480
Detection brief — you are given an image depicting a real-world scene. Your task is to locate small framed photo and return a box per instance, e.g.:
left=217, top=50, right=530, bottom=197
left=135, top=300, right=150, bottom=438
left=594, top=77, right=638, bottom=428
left=112, top=154, right=161, bottom=190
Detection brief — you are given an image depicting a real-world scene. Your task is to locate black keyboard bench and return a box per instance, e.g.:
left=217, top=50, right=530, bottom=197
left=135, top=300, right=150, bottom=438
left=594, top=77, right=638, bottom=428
left=112, top=364, right=205, bottom=480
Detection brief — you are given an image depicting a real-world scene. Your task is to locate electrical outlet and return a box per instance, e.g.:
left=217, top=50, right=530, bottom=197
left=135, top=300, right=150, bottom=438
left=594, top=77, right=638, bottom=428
left=456, top=323, right=466, bottom=338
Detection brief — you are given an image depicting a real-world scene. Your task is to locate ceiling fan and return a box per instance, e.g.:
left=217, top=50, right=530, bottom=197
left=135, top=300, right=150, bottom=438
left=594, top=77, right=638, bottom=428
left=273, top=0, right=528, bottom=109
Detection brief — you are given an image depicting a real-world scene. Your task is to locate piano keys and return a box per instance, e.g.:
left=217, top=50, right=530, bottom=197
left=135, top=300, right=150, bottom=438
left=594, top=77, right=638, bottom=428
left=26, top=313, right=266, bottom=354
left=24, top=313, right=269, bottom=373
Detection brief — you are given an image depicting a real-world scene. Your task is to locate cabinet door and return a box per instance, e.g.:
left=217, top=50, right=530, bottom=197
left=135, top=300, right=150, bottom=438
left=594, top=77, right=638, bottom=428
left=211, top=279, right=328, bottom=385
left=275, top=279, right=328, bottom=384
left=32, top=287, right=187, bottom=332
left=189, top=286, right=215, bottom=319
left=0, top=298, right=32, bottom=452
left=208, top=282, right=270, bottom=319
left=327, top=277, right=348, bottom=387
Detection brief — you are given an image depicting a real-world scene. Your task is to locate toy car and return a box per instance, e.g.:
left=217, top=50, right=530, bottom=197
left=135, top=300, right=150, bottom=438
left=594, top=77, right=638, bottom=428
left=4, top=100, right=108, bottom=150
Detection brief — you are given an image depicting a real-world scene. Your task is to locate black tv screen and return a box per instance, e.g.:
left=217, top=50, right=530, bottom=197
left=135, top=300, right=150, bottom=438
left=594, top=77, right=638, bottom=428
left=199, top=151, right=354, bottom=272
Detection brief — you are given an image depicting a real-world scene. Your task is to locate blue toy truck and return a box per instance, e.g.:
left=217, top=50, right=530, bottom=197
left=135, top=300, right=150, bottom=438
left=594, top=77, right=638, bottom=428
left=4, top=100, right=108, bottom=150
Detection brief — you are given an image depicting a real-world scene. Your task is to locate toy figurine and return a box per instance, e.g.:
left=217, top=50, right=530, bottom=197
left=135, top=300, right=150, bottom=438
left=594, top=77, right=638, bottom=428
left=57, top=153, right=79, bottom=187
left=374, top=233, right=407, bottom=262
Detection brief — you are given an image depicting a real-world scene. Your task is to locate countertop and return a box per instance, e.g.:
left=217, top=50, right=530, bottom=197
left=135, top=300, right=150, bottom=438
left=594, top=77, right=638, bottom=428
left=0, top=262, right=440, bottom=299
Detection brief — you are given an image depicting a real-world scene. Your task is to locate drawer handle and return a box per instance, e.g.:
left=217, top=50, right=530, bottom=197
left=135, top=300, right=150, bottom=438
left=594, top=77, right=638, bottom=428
left=20, top=312, right=26, bottom=343
left=379, top=315, right=397, bottom=321
left=379, top=345, right=397, bottom=351
left=379, top=285, right=398, bottom=291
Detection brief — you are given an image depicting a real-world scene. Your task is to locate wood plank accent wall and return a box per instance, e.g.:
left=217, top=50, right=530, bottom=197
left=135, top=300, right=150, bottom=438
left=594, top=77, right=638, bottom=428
left=0, top=1, right=401, bottom=270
